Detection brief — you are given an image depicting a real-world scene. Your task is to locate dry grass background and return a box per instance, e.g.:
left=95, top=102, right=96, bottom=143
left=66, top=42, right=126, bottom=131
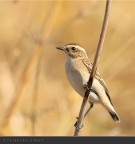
left=0, top=0, right=135, bottom=136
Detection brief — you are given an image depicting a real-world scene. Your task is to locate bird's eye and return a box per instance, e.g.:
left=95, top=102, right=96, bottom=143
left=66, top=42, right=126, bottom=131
left=71, top=47, right=76, bottom=51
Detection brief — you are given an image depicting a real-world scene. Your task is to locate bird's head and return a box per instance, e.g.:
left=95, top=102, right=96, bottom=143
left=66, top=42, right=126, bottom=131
left=56, top=43, right=88, bottom=59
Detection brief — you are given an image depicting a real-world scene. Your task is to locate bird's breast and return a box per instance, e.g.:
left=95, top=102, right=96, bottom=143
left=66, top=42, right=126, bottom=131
left=65, top=58, right=89, bottom=97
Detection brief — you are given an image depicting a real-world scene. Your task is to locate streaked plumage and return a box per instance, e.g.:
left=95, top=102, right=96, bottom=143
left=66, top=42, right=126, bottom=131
left=56, top=43, right=120, bottom=122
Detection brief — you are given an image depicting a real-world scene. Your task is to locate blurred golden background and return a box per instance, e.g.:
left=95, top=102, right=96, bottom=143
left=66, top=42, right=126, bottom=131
left=0, top=0, right=135, bottom=136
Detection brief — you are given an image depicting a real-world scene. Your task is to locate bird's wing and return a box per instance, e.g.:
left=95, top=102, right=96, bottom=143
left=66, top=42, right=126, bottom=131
left=82, top=59, right=113, bottom=105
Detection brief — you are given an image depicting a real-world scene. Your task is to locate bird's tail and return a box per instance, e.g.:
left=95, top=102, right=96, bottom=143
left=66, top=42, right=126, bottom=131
left=101, top=100, right=120, bottom=123
left=108, top=111, right=120, bottom=122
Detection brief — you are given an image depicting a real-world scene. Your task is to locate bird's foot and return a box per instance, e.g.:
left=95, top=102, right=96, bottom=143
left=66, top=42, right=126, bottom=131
left=74, top=117, right=84, bottom=128
left=83, top=84, right=90, bottom=92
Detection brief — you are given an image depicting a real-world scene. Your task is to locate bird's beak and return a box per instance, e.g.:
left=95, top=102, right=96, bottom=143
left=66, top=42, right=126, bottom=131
left=56, top=46, right=64, bottom=51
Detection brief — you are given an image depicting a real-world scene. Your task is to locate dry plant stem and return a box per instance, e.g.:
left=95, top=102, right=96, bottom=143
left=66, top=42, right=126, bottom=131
left=31, top=47, right=42, bottom=136
left=31, top=2, right=61, bottom=135
left=74, top=0, right=111, bottom=136
left=0, top=1, right=61, bottom=132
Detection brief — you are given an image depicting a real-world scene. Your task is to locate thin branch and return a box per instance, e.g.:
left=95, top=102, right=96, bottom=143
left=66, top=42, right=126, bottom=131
left=74, top=0, right=111, bottom=136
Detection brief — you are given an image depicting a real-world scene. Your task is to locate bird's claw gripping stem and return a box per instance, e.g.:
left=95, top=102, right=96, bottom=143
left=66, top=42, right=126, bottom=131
left=83, top=84, right=90, bottom=92
left=74, top=117, right=84, bottom=128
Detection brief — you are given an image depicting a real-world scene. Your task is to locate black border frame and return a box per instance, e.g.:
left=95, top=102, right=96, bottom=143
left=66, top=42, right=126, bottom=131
left=0, top=137, right=135, bottom=144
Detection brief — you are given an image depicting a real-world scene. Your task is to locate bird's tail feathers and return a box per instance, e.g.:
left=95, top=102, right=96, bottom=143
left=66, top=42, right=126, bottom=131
left=102, top=100, right=120, bottom=123
left=108, top=111, right=120, bottom=123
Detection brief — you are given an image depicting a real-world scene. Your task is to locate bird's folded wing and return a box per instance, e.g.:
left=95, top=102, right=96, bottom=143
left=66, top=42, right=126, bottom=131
left=82, top=58, right=113, bottom=105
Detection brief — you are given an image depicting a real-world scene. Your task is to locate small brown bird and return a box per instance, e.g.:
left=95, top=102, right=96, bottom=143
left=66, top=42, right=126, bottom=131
left=56, top=43, right=120, bottom=122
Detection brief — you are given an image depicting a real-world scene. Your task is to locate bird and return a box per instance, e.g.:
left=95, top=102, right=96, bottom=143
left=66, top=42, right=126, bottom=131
left=56, top=43, right=120, bottom=123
